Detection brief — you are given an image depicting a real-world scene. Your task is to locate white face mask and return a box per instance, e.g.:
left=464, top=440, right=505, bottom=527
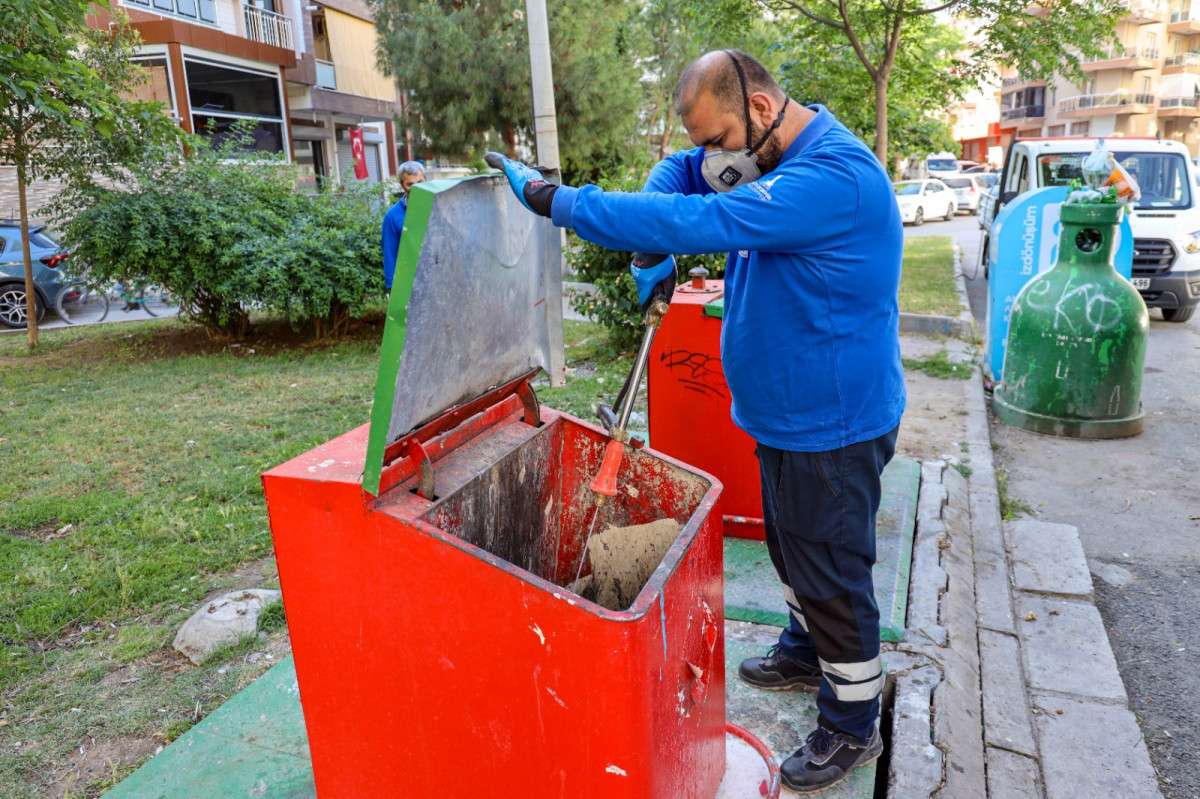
left=699, top=52, right=789, bottom=193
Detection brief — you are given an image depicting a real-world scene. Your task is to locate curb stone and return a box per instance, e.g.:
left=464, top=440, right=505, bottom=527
left=966, top=366, right=1165, bottom=799
left=887, top=458, right=986, bottom=799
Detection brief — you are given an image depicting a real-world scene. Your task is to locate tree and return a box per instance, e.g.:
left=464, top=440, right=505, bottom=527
left=0, top=0, right=180, bottom=348
left=766, top=0, right=1125, bottom=164
left=372, top=0, right=643, bottom=182
left=777, top=12, right=967, bottom=171
left=633, top=0, right=769, bottom=160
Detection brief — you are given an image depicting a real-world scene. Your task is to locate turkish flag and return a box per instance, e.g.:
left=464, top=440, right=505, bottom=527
left=350, top=127, right=368, bottom=180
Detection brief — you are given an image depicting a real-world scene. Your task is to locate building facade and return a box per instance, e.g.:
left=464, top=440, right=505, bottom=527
left=998, top=0, right=1200, bottom=155
left=88, top=0, right=402, bottom=189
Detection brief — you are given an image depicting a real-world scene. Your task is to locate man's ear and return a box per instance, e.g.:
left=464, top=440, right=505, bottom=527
left=747, top=91, right=778, bottom=129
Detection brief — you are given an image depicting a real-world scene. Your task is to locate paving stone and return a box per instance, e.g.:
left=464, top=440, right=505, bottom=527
left=986, top=747, right=1042, bottom=799
left=1006, top=520, right=1093, bottom=598
left=887, top=666, right=943, bottom=799
left=978, top=630, right=1037, bottom=756
left=1017, top=595, right=1126, bottom=701
left=1033, top=693, right=1163, bottom=799
left=975, top=548, right=1015, bottom=633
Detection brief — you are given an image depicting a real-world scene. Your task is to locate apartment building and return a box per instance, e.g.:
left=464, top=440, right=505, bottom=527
left=87, top=0, right=401, bottom=188
left=997, top=0, right=1200, bottom=155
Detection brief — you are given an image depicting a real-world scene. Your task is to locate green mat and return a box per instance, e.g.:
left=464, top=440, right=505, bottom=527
left=723, top=456, right=920, bottom=642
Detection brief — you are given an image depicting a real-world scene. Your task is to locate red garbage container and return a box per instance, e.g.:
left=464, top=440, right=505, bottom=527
left=648, top=276, right=765, bottom=540
left=262, top=176, right=726, bottom=799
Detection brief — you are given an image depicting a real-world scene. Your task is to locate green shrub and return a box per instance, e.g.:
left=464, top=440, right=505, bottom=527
left=566, top=172, right=726, bottom=350
left=59, top=130, right=386, bottom=337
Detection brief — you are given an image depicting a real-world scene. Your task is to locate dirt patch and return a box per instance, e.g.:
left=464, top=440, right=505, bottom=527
left=586, top=518, right=681, bottom=610
left=49, top=734, right=159, bottom=799
left=2, top=520, right=73, bottom=542
left=897, top=369, right=970, bottom=464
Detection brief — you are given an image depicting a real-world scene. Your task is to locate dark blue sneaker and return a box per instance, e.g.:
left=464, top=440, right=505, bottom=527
left=781, top=725, right=883, bottom=793
left=737, top=644, right=822, bottom=691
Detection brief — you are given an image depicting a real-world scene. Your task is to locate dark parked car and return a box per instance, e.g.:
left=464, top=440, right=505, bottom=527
left=0, top=222, right=69, bottom=328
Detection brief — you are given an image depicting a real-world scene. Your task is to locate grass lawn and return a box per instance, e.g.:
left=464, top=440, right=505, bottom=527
left=899, top=236, right=960, bottom=317
left=0, top=316, right=632, bottom=798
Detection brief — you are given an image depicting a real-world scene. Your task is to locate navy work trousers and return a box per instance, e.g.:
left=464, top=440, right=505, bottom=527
left=755, top=426, right=898, bottom=741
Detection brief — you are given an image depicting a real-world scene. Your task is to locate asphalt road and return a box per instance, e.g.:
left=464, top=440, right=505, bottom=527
left=917, top=214, right=1200, bottom=797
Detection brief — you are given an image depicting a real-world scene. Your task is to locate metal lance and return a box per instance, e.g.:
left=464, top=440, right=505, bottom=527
left=993, top=201, right=1149, bottom=438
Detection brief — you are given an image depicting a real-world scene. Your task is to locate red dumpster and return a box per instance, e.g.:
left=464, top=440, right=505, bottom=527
left=262, top=176, right=726, bottom=798
left=648, top=276, right=764, bottom=540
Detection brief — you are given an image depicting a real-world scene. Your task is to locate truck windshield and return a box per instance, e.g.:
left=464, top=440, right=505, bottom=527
left=927, top=159, right=957, bottom=171
left=943, top=178, right=972, bottom=188
left=1037, top=152, right=1192, bottom=209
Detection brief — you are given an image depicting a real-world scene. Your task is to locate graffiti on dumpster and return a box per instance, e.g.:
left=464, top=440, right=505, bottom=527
left=659, top=349, right=728, bottom=400
left=1022, top=277, right=1123, bottom=335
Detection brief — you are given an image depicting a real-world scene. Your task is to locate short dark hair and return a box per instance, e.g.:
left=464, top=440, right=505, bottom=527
left=673, top=50, right=784, bottom=118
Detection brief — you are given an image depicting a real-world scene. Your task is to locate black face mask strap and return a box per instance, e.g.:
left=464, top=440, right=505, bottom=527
left=725, top=50, right=788, bottom=157
left=725, top=50, right=755, bottom=150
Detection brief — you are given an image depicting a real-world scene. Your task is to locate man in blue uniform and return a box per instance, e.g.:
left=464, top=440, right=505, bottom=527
left=488, top=49, right=904, bottom=793
left=380, top=161, right=426, bottom=290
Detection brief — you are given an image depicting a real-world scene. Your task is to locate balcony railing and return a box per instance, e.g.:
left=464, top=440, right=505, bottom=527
left=315, top=59, right=337, bottom=90
left=1058, top=91, right=1157, bottom=113
left=1001, top=104, right=1046, bottom=121
left=1160, top=96, right=1200, bottom=109
left=243, top=5, right=294, bottom=49
left=1165, top=51, right=1200, bottom=67
left=1084, top=46, right=1160, bottom=63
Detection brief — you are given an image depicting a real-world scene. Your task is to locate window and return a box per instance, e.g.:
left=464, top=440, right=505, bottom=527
left=1036, top=151, right=1192, bottom=209
left=126, top=56, right=174, bottom=112
left=184, top=59, right=286, bottom=155
left=1070, top=121, right=1090, bottom=135
left=1047, top=124, right=1066, bottom=137
left=123, top=0, right=216, bottom=24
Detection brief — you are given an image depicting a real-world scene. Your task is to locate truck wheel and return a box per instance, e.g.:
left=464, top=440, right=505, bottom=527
left=914, top=208, right=924, bottom=227
left=1162, top=305, right=1195, bottom=323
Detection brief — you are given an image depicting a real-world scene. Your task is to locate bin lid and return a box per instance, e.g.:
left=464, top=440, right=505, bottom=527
left=362, top=175, right=564, bottom=495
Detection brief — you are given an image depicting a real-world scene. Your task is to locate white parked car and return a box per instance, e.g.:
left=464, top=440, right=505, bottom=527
left=894, top=179, right=958, bottom=226
left=979, top=136, right=1200, bottom=322
left=941, top=175, right=992, bottom=215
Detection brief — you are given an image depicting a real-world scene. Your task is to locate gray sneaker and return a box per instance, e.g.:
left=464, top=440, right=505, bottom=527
left=780, top=725, right=883, bottom=793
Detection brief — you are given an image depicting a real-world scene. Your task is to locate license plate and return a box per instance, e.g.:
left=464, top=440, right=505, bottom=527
left=1132, top=278, right=1151, bottom=289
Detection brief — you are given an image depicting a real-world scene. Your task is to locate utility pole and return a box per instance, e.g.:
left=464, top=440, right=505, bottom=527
left=524, top=0, right=560, bottom=174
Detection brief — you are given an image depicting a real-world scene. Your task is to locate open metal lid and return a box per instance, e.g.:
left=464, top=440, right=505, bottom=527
left=362, top=174, right=564, bottom=495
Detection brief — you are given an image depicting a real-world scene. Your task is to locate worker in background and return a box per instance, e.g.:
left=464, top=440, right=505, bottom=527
left=381, top=161, right=426, bottom=291
left=487, top=49, right=904, bottom=794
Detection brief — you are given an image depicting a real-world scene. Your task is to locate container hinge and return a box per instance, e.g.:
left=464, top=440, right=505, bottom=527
left=517, top=380, right=542, bottom=428
left=404, top=439, right=436, bottom=500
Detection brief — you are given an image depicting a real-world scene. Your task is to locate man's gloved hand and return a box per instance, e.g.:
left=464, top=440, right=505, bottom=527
left=630, top=253, right=676, bottom=312
left=484, top=152, right=557, bottom=217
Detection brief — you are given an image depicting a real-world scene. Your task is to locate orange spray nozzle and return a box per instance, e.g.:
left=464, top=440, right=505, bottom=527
left=589, top=438, right=624, bottom=497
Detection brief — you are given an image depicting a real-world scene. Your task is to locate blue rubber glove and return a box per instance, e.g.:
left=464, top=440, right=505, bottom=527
left=483, top=152, right=557, bottom=217
left=630, top=253, right=677, bottom=312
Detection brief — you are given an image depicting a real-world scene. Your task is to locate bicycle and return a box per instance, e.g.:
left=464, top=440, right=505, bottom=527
left=113, top=282, right=178, bottom=318
left=55, top=270, right=111, bottom=325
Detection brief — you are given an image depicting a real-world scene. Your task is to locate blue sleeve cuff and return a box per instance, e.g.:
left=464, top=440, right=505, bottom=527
left=550, top=185, right=579, bottom=228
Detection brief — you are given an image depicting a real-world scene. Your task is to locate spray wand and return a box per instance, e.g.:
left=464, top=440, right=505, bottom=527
left=573, top=293, right=670, bottom=585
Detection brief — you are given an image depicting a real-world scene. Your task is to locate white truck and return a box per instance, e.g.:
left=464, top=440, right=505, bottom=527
left=979, top=137, right=1200, bottom=322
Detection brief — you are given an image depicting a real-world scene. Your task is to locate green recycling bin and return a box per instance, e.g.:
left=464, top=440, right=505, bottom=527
left=993, top=200, right=1149, bottom=438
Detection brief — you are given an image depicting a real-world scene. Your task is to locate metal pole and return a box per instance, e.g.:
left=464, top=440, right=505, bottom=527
left=524, top=0, right=560, bottom=172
